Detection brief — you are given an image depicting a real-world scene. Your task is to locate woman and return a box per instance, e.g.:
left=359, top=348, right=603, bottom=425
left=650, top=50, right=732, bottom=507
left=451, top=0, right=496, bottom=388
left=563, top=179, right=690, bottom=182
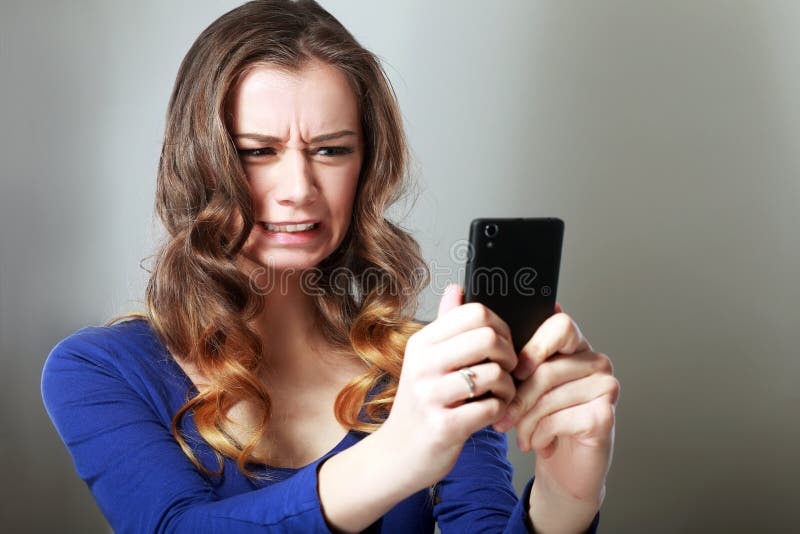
left=41, top=1, right=618, bottom=532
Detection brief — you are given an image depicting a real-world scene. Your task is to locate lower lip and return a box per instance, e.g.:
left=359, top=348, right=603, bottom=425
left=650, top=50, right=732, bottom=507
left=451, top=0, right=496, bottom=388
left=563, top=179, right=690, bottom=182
left=256, top=223, right=322, bottom=244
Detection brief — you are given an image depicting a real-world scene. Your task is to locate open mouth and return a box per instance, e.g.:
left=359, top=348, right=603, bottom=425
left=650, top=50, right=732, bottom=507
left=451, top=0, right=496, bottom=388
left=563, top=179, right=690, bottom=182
left=260, top=221, right=320, bottom=233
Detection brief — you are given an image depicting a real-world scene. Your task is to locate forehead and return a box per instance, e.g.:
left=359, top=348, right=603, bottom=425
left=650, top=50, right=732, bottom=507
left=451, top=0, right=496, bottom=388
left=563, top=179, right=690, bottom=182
left=227, top=60, right=360, bottom=141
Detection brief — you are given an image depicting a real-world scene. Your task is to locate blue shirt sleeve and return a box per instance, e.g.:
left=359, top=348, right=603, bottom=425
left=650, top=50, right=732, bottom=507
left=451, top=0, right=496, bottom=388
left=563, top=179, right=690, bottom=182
left=41, top=328, right=337, bottom=534
left=434, top=426, right=600, bottom=533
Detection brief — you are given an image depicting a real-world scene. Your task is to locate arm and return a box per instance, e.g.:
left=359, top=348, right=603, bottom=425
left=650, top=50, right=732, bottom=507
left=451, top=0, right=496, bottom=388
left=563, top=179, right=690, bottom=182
left=529, top=480, right=601, bottom=534
left=317, top=427, right=422, bottom=532
left=434, top=426, right=599, bottom=534
left=41, top=329, right=395, bottom=534
left=433, top=425, right=527, bottom=533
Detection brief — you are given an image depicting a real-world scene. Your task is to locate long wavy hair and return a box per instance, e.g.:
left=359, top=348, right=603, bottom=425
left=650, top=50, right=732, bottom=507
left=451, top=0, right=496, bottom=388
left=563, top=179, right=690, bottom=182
left=107, top=0, right=429, bottom=478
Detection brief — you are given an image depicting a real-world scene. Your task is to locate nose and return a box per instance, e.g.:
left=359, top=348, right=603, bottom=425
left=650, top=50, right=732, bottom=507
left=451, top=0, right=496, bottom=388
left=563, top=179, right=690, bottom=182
left=274, top=148, right=318, bottom=207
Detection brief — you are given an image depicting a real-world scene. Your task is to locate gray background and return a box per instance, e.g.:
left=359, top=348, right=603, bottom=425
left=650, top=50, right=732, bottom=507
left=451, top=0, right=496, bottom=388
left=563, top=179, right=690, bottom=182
left=1, top=1, right=798, bottom=532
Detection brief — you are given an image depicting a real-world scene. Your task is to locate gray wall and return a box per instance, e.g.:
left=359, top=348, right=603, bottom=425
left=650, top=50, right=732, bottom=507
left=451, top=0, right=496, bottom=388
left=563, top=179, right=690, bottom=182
left=1, top=1, right=798, bottom=532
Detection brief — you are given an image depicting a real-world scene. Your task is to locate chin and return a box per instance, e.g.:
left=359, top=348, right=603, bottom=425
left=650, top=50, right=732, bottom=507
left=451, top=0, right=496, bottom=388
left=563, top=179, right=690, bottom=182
left=240, top=246, right=340, bottom=277
left=247, top=252, right=323, bottom=272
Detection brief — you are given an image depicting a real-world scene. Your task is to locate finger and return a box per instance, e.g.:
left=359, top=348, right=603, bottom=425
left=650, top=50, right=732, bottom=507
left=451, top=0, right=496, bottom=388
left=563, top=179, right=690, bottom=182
left=554, top=302, right=563, bottom=314
left=446, top=395, right=508, bottom=442
left=494, top=351, right=609, bottom=432
left=437, top=362, right=516, bottom=406
left=516, top=374, right=620, bottom=452
left=513, top=313, right=592, bottom=381
left=430, top=325, right=518, bottom=374
left=437, top=283, right=463, bottom=319
left=417, top=301, right=512, bottom=347
left=527, top=395, right=616, bottom=458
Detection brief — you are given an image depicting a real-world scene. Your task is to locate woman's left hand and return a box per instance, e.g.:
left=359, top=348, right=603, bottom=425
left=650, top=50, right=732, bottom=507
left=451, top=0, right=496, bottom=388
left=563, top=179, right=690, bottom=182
left=493, top=303, right=619, bottom=504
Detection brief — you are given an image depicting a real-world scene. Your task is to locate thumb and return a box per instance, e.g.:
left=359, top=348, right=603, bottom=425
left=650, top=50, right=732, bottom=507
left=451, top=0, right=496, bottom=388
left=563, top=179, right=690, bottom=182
left=437, top=283, right=464, bottom=319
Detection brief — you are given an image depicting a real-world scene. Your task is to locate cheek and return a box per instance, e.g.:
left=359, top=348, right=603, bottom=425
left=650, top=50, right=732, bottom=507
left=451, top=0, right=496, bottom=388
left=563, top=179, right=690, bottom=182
left=323, top=163, right=361, bottom=215
left=334, top=177, right=360, bottom=224
left=244, top=177, right=269, bottom=209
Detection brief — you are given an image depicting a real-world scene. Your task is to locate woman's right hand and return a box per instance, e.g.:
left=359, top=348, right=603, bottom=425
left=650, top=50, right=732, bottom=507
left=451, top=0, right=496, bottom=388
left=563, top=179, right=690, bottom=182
left=379, top=283, right=518, bottom=489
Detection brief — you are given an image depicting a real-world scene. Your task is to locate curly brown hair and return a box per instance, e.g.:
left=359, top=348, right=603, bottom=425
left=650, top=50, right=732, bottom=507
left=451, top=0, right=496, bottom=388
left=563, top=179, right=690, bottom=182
left=107, top=0, right=429, bottom=478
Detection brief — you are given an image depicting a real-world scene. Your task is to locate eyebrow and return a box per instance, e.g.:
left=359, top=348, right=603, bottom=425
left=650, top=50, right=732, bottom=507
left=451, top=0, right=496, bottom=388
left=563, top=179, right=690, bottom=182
left=232, top=130, right=357, bottom=143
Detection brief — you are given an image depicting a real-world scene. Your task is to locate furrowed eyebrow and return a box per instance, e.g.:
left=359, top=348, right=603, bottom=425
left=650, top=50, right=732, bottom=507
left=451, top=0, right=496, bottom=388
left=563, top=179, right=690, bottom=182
left=233, top=130, right=357, bottom=143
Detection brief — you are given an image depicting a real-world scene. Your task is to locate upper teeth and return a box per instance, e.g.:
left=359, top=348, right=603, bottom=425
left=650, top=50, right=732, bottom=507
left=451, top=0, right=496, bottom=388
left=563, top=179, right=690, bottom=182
left=264, top=222, right=317, bottom=232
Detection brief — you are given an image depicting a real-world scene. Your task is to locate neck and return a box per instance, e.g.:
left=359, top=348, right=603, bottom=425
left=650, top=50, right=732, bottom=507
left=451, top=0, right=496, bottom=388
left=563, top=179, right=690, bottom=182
left=239, top=258, right=361, bottom=385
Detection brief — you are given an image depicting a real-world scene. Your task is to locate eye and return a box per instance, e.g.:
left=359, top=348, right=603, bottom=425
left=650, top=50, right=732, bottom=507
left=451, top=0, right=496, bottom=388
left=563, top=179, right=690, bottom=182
left=315, top=146, right=354, bottom=157
left=237, top=147, right=276, bottom=158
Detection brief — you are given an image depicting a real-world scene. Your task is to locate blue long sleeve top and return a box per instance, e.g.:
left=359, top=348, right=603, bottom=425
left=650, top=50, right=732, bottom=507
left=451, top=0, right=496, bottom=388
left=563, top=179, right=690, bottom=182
left=41, top=318, right=600, bottom=533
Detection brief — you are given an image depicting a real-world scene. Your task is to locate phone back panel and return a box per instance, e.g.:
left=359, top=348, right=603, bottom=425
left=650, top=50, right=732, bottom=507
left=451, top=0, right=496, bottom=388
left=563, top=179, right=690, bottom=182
left=463, top=218, right=564, bottom=353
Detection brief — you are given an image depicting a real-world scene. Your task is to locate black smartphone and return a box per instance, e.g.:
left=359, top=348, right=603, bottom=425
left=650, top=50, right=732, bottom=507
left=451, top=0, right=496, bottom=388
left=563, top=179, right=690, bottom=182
left=463, top=217, right=564, bottom=354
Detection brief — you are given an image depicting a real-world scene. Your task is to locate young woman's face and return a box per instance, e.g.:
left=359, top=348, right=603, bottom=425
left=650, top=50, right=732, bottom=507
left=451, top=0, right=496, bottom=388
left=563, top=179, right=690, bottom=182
left=227, top=59, right=363, bottom=277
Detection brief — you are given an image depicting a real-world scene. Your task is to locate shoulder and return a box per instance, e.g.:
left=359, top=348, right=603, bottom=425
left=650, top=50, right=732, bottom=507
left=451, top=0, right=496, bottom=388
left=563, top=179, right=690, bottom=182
left=41, top=318, right=188, bottom=425
left=42, top=318, right=177, bottom=393
left=45, top=318, right=161, bottom=367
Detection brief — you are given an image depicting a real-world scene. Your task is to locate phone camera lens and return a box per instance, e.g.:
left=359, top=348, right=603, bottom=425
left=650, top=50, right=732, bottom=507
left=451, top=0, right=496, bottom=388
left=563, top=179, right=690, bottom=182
left=484, top=223, right=499, bottom=238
